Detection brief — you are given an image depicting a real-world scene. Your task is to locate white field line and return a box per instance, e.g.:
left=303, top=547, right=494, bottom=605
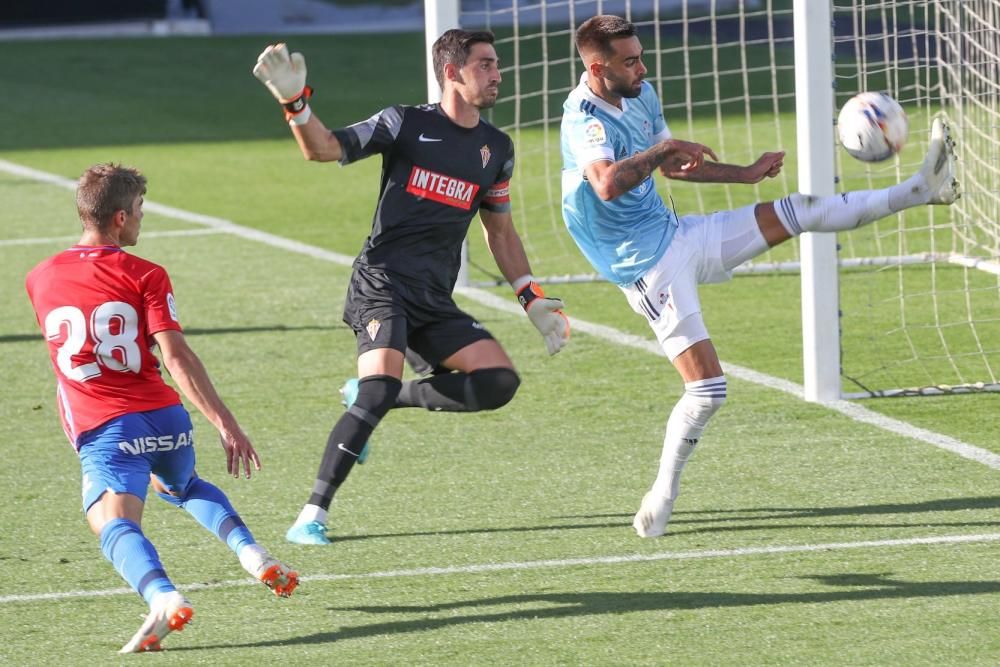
left=0, top=159, right=359, bottom=266
left=0, top=228, right=225, bottom=247
left=2, top=532, right=998, bottom=605
left=455, top=293, right=1000, bottom=471
left=3, top=157, right=998, bottom=474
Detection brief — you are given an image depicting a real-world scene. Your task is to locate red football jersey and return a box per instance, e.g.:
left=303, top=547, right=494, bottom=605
left=25, top=245, right=182, bottom=448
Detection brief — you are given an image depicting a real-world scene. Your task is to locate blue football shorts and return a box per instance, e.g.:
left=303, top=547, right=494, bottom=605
left=77, top=404, right=197, bottom=512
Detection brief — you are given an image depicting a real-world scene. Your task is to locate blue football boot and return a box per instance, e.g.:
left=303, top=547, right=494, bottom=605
left=285, top=520, right=331, bottom=545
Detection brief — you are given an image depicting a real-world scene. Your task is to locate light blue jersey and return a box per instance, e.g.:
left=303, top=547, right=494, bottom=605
left=561, top=75, right=677, bottom=286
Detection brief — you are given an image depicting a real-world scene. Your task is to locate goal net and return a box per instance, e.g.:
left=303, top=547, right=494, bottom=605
left=453, top=0, right=1000, bottom=398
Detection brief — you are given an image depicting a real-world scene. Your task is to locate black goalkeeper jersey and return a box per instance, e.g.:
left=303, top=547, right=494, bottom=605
left=333, top=103, right=514, bottom=296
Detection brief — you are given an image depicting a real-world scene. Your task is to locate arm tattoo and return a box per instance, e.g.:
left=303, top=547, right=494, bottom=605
left=610, top=143, right=671, bottom=194
left=675, top=161, right=746, bottom=183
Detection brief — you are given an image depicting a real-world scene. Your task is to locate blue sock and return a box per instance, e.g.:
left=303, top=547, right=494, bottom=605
left=158, top=477, right=256, bottom=556
left=99, top=518, right=175, bottom=605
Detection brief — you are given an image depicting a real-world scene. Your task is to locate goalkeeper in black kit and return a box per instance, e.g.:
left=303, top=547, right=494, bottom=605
left=253, top=29, right=571, bottom=545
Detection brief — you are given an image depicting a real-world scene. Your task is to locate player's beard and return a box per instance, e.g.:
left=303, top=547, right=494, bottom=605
left=476, top=88, right=499, bottom=109
left=456, top=71, right=499, bottom=109
left=606, top=72, right=643, bottom=99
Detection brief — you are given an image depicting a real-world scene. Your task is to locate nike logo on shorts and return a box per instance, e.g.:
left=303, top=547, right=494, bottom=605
left=418, top=134, right=443, bottom=142
left=337, top=442, right=359, bottom=457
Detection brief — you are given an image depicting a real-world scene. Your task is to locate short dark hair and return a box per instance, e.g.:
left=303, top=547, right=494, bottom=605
left=431, top=28, right=496, bottom=89
left=76, top=163, right=147, bottom=230
left=575, top=15, right=637, bottom=59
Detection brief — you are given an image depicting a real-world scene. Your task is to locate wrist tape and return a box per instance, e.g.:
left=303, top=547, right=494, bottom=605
left=516, top=282, right=545, bottom=310
left=282, top=85, right=314, bottom=120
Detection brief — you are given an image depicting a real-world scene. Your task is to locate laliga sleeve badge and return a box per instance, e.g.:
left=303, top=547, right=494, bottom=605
left=167, top=292, right=179, bottom=322
left=584, top=120, right=607, bottom=146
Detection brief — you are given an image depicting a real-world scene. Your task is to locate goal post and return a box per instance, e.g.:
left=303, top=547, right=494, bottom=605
left=424, top=0, right=460, bottom=102
left=794, top=0, right=841, bottom=402
left=423, top=0, right=466, bottom=286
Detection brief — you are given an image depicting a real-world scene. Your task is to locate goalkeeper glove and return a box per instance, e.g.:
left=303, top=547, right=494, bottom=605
left=252, top=43, right=313, bottom=125
left=514, top=277, right=570, bottom=355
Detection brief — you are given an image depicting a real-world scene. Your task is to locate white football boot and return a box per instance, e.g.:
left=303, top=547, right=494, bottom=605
left=239, top=544, right=300, bottom=598
left=919, top=117, right=960, bottom=205
left=632, top=492, right=675, bottom=538
left=119, top=590, right=194, bottom=653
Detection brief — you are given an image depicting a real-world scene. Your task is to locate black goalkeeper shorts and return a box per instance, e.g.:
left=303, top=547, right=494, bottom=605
left=342, top=267, right=495, bottom=369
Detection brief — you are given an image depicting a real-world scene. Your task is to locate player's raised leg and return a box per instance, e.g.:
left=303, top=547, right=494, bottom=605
left=896, top=117, right=960, bottom=205
left=393, top=338, right=521, bottom=412
left=393, top=367, right=521, bottom=411
left=765, top=117, right=959, bottom=242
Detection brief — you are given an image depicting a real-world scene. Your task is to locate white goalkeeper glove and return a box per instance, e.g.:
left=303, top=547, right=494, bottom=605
left=252, top=43, right=313, bottom=125
left=515, top=277, right=570, bottom=355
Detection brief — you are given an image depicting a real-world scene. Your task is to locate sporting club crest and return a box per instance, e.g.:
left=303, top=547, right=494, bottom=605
left=480, top=144, right=491, bottom=168
left=366, top=318, right=381, bottom=341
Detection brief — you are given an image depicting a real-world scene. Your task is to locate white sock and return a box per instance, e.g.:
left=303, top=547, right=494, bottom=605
left=774, top=189, right=893, bottom=236
left=237, top=543, right=270, bottom=574
left=295, top=504, right=327, bottom=527
left=650, top=434, right=698, bottom=500
left=650, top=376, right=727, bottom=499
left=887, top=172, right=934, bottom=211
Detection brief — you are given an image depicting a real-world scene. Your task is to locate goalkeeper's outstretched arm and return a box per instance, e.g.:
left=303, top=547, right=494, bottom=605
left=289, top=115, right=343, bottom=163
left=252, top=43, right=343, bottom=162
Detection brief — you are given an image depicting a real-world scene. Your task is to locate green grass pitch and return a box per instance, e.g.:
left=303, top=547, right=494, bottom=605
left=0, top=34, right=997, bottom=665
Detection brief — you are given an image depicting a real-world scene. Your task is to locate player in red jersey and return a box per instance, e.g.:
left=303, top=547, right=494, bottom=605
left=253, top=29, right=571, bottom=545
left=25, top=164, right=299, bottom=653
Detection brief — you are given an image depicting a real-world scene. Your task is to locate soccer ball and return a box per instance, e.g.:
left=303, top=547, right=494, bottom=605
left=837, top=92, right=909, bottom=162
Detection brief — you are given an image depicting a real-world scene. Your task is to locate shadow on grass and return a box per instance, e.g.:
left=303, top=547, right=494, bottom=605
left=178, top=574, right=1000, bottom=649
left=558, top=495, right=1000, bottom=522
left=317, top=495, right=1000, bottom=543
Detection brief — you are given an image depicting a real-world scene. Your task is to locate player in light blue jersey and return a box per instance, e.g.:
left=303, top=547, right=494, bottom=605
left=562, top=15, right=960, bottom=538
left=562, top=71, right=679, bottom=285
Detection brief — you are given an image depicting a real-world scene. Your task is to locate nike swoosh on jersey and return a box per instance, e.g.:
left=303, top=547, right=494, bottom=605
left=418, top=134, right=443, bottom=142
left=337, top=442, right=359, bottom=457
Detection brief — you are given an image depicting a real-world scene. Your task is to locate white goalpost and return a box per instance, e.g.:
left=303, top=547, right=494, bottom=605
left=426, top=0, right=1000, bottom=401
left=793, top=0, right=839, bottom=401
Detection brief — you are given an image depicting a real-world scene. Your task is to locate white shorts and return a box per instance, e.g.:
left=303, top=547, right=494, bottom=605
left=621, top=204, right=766, bottom=360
